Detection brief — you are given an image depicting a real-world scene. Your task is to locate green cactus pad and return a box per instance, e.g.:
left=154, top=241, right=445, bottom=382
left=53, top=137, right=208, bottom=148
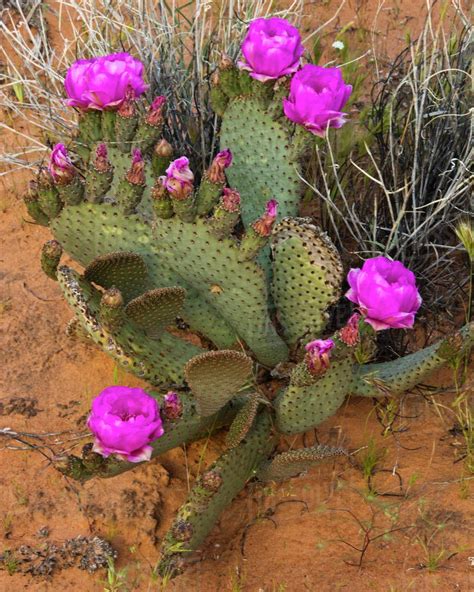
left=125, top=287, right=186, bottom=338
left=84, top=252, right=149, bottom=302
left=158, top=411, right=276, bottom=576
left=57, top=265, right=202, bottom=385
left=225, top=392, right=261, bottom=449
left=185, top=350, right=253, bottom=416
left=257, top=444, right=347, bottom=482
left=351, top=323, right=474, bottom=397
left=152, top=216, right=289, bottom=366
left=272, top=218, right=343, bottom=346
left=274, top=358, right=353, bottom=435
left=220, top=97, right=301, bottom=228
left=50, top=203, right=237, bottom=348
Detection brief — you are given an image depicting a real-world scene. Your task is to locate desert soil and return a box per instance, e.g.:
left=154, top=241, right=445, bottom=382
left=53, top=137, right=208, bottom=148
left=1, top=1, right=473, bottom=591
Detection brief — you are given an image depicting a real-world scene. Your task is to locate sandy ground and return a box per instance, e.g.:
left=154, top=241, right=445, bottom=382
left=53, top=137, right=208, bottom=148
left=1, top=1, right=473, bottom=590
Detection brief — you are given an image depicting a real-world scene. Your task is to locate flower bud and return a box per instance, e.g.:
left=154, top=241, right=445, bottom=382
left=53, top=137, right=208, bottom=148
left=221, top=188, right=241, bottom=213
left=304, top=339, right=334, bottom=376
left=161, top=156, right=194, bottom=201
left=117, top=86, right=137, bottom=118
left=94, top=143, right=112, bottom=173
left=252, top=199, right=278, bottom=237
left=48, top=143, right=76, bottom=185
left=338, top=313, right=361, bottom=347
left=161, top=391, right=183, bottom=420
left=206, top=149, right=233, bottom=184
left=154, top=139, right=173, bottom=158
left=125, top=148, right=146, bottom=185
left=146, top=96, right=166, bottom=127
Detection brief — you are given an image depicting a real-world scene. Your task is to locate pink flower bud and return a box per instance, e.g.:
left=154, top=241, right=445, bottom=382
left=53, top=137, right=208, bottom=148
left=207, top=149, right=233, bottom=184
left=161, top=156, right=194, bottom=200
left=94, top=142, right=111, bottom=173
left=304, top=339, right=334, bottom=376
left=146, top=96, right=166, bottom=127
left=252, top=199, right=278, bottom=237
left=87, top=386, right=164, bottom=462
left=117, top=85, right=137, bottom=118
left=126, top=148, right=145, bottom=185
left=161, top=391, right=183, bottom=420
left=48, top=143, right=75, bottom=184
left=339, top=313, right=361, bottom=346
left=221, top=188, right=241, bottom=213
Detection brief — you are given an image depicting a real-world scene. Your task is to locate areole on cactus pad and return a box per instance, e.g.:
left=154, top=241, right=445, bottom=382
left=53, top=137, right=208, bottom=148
left=25, top=16, right=473, bottom=580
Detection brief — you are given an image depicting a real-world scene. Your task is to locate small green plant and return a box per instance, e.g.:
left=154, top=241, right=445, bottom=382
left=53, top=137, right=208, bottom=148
left=102, top=557, right=128, bottom=592
left=358, top=437, right=386, bottom=493
left=1, top=550, right=19, bottom=576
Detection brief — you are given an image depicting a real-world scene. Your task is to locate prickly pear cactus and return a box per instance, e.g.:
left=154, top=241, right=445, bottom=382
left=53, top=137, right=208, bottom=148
left=27, top=51, right=473, bottom=581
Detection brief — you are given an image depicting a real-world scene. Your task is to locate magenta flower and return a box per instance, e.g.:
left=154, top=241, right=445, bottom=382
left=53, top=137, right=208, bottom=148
left=87, top=386, right=164, bottom=462
left=283, top=64, right=352, bottom=136
left=345, top=256, right=422, bottom=331
left=64, top=52, right=149, bottom=111
left=305, top=339, right=334, bottom=375
left=238, top=17, right=304, bottom=82
left=207, top=149, right=233, bottom=184
left=161, top=156, right=194, bottom=200
left=253, top=199, right=278, bottom=236
left=48, top=143, right=75, bottom=183
left=161, top=391, right=183, bottom=420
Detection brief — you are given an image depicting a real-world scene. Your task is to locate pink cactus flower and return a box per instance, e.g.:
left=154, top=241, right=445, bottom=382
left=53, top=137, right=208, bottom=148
left=238, top=17, right=304, bottom=82
left=345, top=256, right=422, bottom=331
left=283, top=64, right=352, bottom=136
left=87, top=386, right=164, bottom=462
left=64, top=52, right=148, bottom=111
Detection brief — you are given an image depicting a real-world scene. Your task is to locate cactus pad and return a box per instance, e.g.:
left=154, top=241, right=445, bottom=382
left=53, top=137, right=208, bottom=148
left=272, top=218, right=343, bottom=346
left=185, top=350, right=253, bottom=416
left=225, top=392, right=261, bottom=449
left=84, top=252, right=149, bottom=302
left=274, top=358, right=353, bottom=435
left=125, top=287, right=186, bottom=337
left=352, top=323, right=474, bottom=397
left=152, top=216, right=289, bottom=366
left=258, top=445, right=347, bottom=482
left=158, top=411, right=276, bottom=576
left=220, top=97, right=301, bottom=228
left=57, top=265, right=202, bottom=385
left=50, top=203, right=237, bottom=348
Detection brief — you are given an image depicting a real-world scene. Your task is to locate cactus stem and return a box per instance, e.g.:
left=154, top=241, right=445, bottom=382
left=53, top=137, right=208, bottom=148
left=99, top=288, right=125, bottom=332
left=37, top=169, right=63, bottom=219
left=23, top=182, right=49, bottom=226
left=78, top=110, right=102, bottom=143
left=41, top=240, right=63, bottom=280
